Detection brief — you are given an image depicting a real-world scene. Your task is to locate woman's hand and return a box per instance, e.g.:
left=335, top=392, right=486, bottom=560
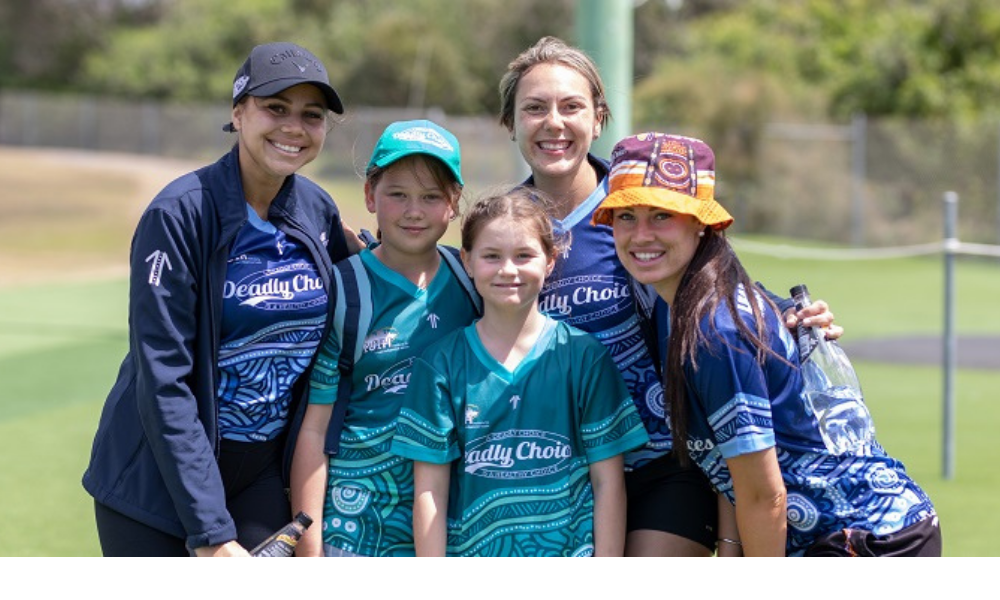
left=784, top=298, right=843, bottom=341
left=194, top=540, right=251, bottom=557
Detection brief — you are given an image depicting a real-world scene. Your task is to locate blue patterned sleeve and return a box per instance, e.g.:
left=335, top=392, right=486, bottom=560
left=689, top=307, right=777, bottom=460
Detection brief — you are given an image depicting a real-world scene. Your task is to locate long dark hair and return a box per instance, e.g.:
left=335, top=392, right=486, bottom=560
left=665, top=229, right=787, bottom=464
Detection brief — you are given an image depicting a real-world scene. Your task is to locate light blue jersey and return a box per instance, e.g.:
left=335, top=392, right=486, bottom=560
left=308, top=248, right=480, bottom=556
left=392, top=317, right=650, bottom=556
left=682, top=285, right=937, bottom=556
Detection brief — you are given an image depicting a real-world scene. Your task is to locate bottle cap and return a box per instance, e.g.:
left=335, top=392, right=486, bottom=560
left=294, top=512, right=314, bottom=529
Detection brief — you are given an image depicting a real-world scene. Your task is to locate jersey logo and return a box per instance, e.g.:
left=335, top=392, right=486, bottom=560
left=509, top=395, right=521, bottom=409
left=465, top=430, right=574, bottom=478
left=145, top=250, right=173, bottom=287
left=426, top=313, right=440, bottom=329
left=363, top=328, right=400, bottom=353
left=465, top=405, right=481, bottom=425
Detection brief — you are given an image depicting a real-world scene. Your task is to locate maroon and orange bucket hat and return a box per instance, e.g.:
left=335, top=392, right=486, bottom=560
left=592, top=133, right=734, bottom=230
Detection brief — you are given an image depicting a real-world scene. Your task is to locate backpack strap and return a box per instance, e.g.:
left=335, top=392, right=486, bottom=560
left=323, top=254, right=373, bottom=456
left=438, top=245, right=483, bottom=315
left=322, top=246, right=478, bottom=456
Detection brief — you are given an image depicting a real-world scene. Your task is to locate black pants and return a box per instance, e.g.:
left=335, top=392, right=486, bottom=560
left=95, top=438, right=290, bottom=556
left=805, top=514, right=943, bottom=557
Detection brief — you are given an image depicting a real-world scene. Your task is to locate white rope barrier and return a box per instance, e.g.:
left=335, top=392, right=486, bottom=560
left=729, top=237, right=1000, bottom=260
left=731, top=190, right=999, bottom=481
left=955, top=241, right=1000, bottom=258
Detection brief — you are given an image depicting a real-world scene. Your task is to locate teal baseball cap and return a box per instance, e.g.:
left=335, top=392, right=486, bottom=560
left=367, top=120, right=464, bottom=186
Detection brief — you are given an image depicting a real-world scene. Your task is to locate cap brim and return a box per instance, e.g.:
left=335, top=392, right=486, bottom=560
left=593, top=187, right=734, bottom=230
left=248, top=79, right=344, bottom=114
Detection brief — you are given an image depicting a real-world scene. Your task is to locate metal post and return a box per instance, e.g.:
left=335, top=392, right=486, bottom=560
left=851, top=113, right=867, bottom=246
left=942, top=191, right=958, bottom=480
left=575, top=0, right=633, bottom=158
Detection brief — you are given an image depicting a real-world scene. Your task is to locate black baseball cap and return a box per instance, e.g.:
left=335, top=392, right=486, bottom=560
left=224, top=42, right=343, bottom=132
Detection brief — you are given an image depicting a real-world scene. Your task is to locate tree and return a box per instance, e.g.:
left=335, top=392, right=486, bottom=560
left=0, top=0, right=164, bottom=90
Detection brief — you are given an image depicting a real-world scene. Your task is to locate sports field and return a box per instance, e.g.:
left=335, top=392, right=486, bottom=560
left=1, top=146, right=997, bottom=556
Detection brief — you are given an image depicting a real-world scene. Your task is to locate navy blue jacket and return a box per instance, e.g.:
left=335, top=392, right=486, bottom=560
left=82, top=146, right=350, bottom=549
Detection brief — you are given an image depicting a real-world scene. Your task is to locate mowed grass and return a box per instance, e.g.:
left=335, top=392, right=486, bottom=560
left=1, top=147, right=997, bottom=556
left=2, top=245, right=998, bottom=556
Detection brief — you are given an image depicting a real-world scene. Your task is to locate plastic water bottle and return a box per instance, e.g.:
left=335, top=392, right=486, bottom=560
left=791, top=285, right=874, bottom=455
left=250, top=511, right=313, bottom=557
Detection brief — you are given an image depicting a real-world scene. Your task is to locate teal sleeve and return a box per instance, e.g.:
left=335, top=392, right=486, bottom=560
left=579, top=344, right=651, bottom=464
left=308, top=270, right=347, bottom=405
left=391, top=354, right=460, bottom=464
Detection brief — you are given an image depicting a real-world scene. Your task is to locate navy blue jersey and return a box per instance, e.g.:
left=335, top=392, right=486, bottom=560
left=682, top=285, right=937, bottom=556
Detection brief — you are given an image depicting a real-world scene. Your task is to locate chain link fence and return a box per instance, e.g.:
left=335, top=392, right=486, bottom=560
left=3, top=90, right=1000, bottom=248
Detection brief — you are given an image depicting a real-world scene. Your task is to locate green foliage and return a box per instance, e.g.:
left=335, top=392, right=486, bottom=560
left=75, top=0, right=575, bottom=114
left=11, top=0, right=1000, bottom=124
left=81, top=0, right=309, bottom=101
left=670, top=0, right=1000, bottom=121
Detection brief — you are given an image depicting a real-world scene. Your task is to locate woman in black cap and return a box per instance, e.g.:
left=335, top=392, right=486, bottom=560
left=82, top=42, right=359, bottom=556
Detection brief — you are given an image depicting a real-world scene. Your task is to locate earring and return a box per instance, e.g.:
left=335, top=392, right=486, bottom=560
left=698, top=230, right=705, bottom=238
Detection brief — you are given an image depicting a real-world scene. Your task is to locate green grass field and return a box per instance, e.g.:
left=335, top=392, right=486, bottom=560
left=1, top=248, right=997, bottom=556
left=1, top=148, right=996, bottom=556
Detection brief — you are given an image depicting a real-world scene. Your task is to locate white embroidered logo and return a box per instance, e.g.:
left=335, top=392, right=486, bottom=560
left=392, top=127, right=454, bottom=151
left=509, top=395, right=521, bottom=409
left=426, top=313, right=440, bottom=329
left=233, top=75, right=250, bottom=99
left=145, top=250, right=173, bottom=287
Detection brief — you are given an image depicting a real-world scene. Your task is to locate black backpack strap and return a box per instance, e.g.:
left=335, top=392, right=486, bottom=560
left=323, top=255, right=370, bottom=456
left=359, top=228, right=379, bottom=249
left=438, top=245, right=483, bottom=316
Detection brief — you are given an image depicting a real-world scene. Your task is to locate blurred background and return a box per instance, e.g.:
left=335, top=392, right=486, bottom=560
left=1, top=0, right=998, bottom=557
left=4, top=0, right=1000, bottom=245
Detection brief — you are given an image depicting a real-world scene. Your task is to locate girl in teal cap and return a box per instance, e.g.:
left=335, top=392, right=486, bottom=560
left=289, top=120, right=480, bottom=556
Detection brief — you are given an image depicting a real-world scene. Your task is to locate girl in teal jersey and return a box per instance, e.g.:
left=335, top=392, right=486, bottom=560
left=289, top=120, right=479, bottom=556
left=393, top=188, right=650, bottom=556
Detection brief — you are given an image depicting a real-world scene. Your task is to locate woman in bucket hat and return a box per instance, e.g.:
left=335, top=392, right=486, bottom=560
left=594, top=132, right=941, bottom=556
left=83, top=42, right=358, bottom=556
left=497, top=36, right=842, bottom=557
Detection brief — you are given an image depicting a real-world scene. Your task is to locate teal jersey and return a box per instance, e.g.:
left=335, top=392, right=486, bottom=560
left=309, top=248, right=480, bottom=556
left=392, top=317, right=650, bottom=557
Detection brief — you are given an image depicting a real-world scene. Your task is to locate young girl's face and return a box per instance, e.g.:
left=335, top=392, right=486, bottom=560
left=611, top=206, right=704, bottom=302
left=365, top=157, right=457, bottom=258
left=463, top=216, right=555, bottom=314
